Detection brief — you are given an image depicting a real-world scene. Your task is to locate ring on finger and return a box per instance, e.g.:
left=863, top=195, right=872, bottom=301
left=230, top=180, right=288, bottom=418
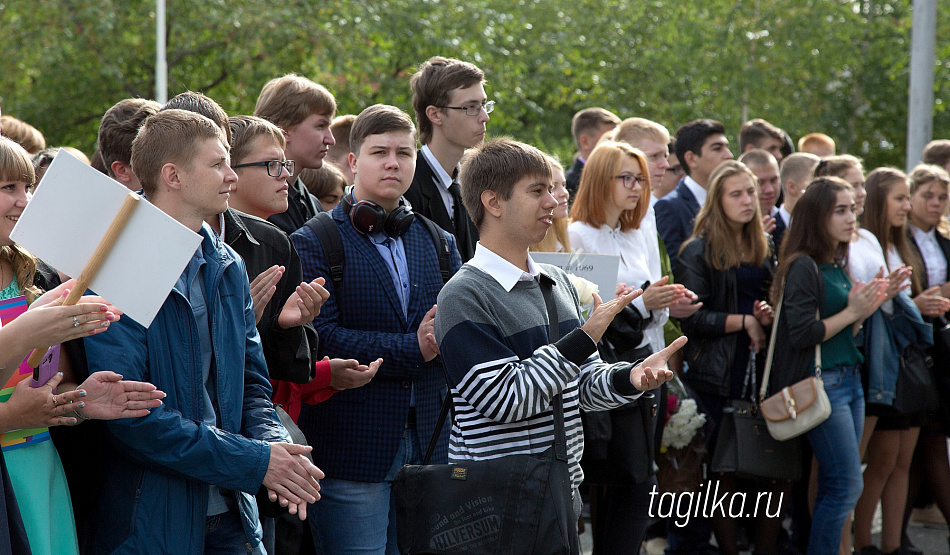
left=72, top=316, right=80, bottom=328
left=52, top=396, right=59, bottom=407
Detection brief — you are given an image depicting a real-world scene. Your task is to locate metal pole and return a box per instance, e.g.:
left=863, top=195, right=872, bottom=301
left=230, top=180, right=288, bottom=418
left=155, top=0, right=168, bottom=104
left=906, top=0, right=936, bottom=171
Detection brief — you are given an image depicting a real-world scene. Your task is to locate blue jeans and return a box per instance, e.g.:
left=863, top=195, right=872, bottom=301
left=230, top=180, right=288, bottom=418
left=308, top=429, right=421, bottom=554
left=205, top=509, right=266, bottom=555
left=805, top=365, right=865, bottom=554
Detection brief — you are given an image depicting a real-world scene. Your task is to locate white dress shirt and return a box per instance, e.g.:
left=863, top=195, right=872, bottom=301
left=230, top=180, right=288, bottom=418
left=420, top=145, right=458, bottom=223
left=683, top=175, right=707, bottom=207
left=910, top=224, right=948, bottom=288
left=568, top=209, right=668, bottom=352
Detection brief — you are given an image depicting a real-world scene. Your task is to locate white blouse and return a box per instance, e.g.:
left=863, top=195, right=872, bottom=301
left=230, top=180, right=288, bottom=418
left=910, top=224, right=948, bottom=288
left=568, top=208, right=668, bottom=353
left=850, top=228, right=893, bottom=312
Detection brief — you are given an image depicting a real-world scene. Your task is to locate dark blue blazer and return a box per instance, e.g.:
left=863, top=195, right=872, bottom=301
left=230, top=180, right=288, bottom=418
left=771, top=211, right=788, bottom=252
left=655, top=179, right=701, bottom=270
left=290, top=205, right=462, bottom=482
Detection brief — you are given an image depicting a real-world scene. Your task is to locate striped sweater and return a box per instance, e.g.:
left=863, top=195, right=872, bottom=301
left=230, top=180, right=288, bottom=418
left=434, top=262, right=642, bottom=488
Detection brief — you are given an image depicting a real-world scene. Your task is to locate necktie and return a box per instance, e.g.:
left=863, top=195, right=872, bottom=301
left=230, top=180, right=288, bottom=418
left=449, top=178, right=474, bottom=260
left=448, top=179, right=462, bottom=227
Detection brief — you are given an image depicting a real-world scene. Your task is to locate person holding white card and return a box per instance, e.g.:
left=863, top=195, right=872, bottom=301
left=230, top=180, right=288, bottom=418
left=82, top=110, right=325, bottom=554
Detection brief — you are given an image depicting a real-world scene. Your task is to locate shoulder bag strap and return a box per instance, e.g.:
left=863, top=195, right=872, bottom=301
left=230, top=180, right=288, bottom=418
left=759, top=279, right=824, bottom=402
left=539, top=276, right=568, bottom=463
left=305, top=213, right=345, bottom=313
left=760, top=288, right=784, bottom=402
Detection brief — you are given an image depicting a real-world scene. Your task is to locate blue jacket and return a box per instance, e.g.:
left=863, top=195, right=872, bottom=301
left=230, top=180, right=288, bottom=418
left=655, top=179, right=700, bottom=270
left=83, top=224, right=290, bottom=554
left=861, top=292, right=933, bottom=406
left=290, top=205, right=461, bottom=482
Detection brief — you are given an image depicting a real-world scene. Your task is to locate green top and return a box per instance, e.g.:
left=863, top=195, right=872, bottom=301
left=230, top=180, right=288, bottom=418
left=818, top=263, right=863, bottom=369
left=0, top=276, right=20, bottom=300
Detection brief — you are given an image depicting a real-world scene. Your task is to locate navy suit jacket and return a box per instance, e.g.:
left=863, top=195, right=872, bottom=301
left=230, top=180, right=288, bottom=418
left=405, top=151, right=478, bottom=261
left=771, top=211, right=788, bottom=253
left=655, top=179, right=701, bottom=270
left=565, top=157, right=584, bottom=204
left=290, top=205, right=462, bottom=482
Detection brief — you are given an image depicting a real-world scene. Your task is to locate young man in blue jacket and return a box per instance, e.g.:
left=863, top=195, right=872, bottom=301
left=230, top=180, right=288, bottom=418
left=83, top=109, right=324, bottom=554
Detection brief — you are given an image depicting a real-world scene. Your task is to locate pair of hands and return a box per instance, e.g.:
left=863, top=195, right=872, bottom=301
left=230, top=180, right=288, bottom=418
left=876, top=264, right=950, bottom=317
left=847, top=279, right=889, bottom=322
left=262, top=442, right=325, bottom=520
left=0, top=370, right=165, bottom=432
left=418, top=305, right=439, bottom=362
left=616, top=276, right=701, bottom=319
left=250, top=266, right=331, bottom=329
left=581, top=289, right=684, bottom=391
left=742, top=301, right=775, bottom=353
left=327, top=356, right=382, bottom=390
left=6, top=279, right=119, bottom=355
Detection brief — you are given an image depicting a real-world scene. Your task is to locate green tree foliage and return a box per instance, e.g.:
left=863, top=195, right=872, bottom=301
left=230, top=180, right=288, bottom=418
left=0, top=0, right=941, bottom=169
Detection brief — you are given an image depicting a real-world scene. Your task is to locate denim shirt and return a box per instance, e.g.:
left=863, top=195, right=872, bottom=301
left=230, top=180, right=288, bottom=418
left=860, top=291, right=933, bottom=406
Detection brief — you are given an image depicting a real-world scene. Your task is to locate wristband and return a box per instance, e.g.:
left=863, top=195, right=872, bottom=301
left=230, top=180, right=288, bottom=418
left=742, top=314, right=747, bottom=330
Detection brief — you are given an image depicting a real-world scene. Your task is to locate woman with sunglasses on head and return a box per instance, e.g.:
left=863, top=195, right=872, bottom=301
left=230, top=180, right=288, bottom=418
left=851, top=168, right=942, bottom=555
left=675, top=160, right=786, bottom=555
left=568, top=140, right=687, bottom=554
left=768, top=176, right=888, bottom=555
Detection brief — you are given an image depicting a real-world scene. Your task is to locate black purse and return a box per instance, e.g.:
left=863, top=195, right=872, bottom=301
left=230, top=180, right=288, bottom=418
left=711, top=351, right=802, bottom=482
left=893, top=344, right=938, bottom=414
left=392, top=279, right=579, bottom=555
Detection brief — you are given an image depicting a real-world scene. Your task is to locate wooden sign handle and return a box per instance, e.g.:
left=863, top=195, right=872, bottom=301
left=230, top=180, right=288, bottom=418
left=28, top=192, right=141, bottom=372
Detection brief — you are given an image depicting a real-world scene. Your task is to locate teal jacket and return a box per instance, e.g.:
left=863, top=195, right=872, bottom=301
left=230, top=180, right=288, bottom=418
left=84, top=224, right=290, bottom=554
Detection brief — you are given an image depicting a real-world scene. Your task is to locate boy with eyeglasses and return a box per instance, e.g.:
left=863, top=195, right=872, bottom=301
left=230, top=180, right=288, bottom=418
left=406, top=56, right=491, bottom=261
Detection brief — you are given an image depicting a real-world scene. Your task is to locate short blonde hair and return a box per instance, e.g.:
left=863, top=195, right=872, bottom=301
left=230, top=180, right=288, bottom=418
left=613, top=118, right=670, bottom=148
left=797, top=133, right=836, bottom=156
left=131, top=110, right=226, bottom=198
left=254, top=74, right=336, bottom=130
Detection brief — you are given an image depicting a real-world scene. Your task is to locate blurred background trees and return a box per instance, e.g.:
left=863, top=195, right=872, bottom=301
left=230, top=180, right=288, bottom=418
left=0, top=0, right=941, bottom=167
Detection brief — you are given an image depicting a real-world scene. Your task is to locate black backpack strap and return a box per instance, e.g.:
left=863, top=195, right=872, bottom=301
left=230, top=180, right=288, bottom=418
left=304, top=212, right=345, bottom=313
left=416, top=215, right=452, bottom=285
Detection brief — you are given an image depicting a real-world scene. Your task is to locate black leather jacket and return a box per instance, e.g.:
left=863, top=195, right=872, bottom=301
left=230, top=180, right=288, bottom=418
left=225, top=208, right=318, bottom=383
left=675, top=236, right=776, bottom=396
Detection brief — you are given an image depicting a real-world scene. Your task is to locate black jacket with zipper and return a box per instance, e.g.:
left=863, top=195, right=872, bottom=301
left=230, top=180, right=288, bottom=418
left=675, top=235, right=776, bottom=396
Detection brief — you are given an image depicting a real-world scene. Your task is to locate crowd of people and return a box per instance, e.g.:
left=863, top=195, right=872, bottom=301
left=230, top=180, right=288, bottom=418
left=1, top=54, right=949, bottom=555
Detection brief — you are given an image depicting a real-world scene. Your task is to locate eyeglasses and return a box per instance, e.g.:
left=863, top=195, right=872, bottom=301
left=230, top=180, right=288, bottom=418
left=232, top=159, right=294, bottom=177
left=434, top=100, right=496, bottom=116
left=616, top=174, right=646, bottom=188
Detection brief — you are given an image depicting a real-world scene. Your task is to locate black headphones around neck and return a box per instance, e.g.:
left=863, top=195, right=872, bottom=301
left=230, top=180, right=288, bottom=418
left=341, top=188, right=415, bottom=238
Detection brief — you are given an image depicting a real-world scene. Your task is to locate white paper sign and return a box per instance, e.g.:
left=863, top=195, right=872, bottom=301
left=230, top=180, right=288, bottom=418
left=530, top=252, right=621, bottom=300
left=11, top=151, right=202, bottom=327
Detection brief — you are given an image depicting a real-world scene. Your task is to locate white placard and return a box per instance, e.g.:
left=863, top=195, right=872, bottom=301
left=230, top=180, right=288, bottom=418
left=530, top=252, right=621, bottom=300
left=11, top=151, right=202, bottom=327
